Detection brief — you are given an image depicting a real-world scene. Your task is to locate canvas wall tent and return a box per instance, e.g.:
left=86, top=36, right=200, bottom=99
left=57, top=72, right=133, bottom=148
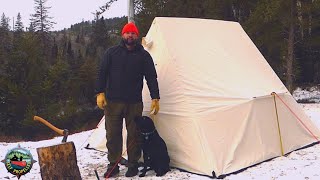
left=87, top=17, right=320, bottom=177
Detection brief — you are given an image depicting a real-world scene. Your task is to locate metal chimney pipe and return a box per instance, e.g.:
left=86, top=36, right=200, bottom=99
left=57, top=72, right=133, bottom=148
left=128, top=0, right=134, bottom=23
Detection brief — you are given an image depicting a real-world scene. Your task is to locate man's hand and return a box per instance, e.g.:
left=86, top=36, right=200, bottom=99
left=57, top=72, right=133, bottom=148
left=150, top=99, right=160, bottom=115
left=96, top=93, right=107, bottom=110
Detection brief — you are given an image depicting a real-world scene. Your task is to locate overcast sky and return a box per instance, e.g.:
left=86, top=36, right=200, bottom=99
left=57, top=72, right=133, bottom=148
left=0, top=0, right=127, bottom=31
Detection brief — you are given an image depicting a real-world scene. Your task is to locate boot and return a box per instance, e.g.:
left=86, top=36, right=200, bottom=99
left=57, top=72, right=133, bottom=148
left=125, top=166, right=138, bottom=177
left=103, top=165, right=120, bottom=178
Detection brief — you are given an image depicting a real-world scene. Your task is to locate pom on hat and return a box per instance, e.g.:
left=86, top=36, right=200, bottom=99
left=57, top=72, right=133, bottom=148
left=121, top=22, right=139, bottom=36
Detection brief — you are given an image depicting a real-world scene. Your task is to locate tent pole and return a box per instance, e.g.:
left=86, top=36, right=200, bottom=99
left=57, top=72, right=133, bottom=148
left=128, top=0, right=134, bottom=23
left=271, top=92, right=284, bottom=156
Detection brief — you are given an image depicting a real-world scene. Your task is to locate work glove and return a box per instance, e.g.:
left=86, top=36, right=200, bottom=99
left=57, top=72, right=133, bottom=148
left=150, top=99, right=160, bottom=115
left=96, top=93, right=107, bottom=110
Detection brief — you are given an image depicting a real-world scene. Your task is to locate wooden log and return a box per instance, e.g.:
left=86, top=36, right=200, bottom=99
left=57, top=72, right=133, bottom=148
left=37, top=141, right=81, bottom=180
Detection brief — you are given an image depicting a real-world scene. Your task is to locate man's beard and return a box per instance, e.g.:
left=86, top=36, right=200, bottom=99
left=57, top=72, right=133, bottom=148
left=123, top=38, right=137, bottom=46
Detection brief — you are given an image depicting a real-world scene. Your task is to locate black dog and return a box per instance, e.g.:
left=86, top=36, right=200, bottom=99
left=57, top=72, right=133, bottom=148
left=135, top=116, right=170, bottom=177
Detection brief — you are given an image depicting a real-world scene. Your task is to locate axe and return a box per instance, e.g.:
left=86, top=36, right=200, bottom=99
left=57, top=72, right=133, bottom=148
left=33, top=116, right=69, bottom=143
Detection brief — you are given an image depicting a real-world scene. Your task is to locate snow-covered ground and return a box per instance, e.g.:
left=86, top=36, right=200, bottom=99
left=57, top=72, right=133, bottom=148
left=293, top=87, right=320, bottom=103
left=1, top=89, right=320, bottom=180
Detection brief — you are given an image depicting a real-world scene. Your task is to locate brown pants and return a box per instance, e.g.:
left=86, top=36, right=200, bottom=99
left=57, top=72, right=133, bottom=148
left=104, top=101, right=143, bottom=168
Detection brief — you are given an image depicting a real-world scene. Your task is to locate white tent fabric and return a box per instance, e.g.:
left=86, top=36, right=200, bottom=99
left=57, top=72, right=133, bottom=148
left=87, top=116, right=128, bottom=159
left=87, top=17, right=320, bottom=177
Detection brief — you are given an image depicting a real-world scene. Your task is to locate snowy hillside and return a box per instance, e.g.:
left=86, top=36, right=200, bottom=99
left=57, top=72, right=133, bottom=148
left=1, top=89, right=320, bottom=179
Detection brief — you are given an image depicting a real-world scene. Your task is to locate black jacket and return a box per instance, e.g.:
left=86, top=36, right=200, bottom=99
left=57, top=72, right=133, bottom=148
left=96, top=40, right=160, bottom=103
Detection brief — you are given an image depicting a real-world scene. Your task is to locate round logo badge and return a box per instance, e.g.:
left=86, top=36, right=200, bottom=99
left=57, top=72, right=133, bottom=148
left=1, top=144, right=36, bottom=179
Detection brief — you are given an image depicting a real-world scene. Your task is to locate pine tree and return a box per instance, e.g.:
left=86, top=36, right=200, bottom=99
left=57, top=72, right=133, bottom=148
left=295, top=0, right=320, bottom=84
left=15, top=13, right=24, bottom=33
left=285, top=0, right=297, bottom=93
left=51, top=37, right=58, bottom=59
left=28, top=22, right=35, bottom=32
left=0, top=32, right=46, bottom=135
left=0, top=13, right=10, bottom=113
left=135, top=0, right=257, bottom=36
left=0, top=13, right=12, bottom=67
left=0, top=13, right=10, bottom=31
left=92, top=16, right=109, bottom=48
left=30, top=0, right=55, bottom=33
left=30, top=0, right=56, bottom=62
left=243, top=0, right=298, bottom=91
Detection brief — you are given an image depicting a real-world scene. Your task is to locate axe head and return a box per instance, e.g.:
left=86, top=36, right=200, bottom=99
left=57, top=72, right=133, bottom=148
left=62, top=129, right=69, bottom=143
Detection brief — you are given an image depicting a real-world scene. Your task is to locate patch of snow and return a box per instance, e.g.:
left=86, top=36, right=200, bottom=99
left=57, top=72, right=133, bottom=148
left=293, top=87, right=320, bottom=103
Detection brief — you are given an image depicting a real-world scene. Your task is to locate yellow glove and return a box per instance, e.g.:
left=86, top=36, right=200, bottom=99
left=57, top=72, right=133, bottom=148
left=150, top=99, right=160, bottom=115
left=96, top=93, right=107, bottom=110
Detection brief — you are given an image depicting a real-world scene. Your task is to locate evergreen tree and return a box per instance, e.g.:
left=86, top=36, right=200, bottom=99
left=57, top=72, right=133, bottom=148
left=134, top=0, right=257, bottom=36
left=77, top=59, right=98, bottom=102
left=51, top=37, right=58, bottom=59
left=86, top=16, right=110, bottom=57
left=0, top=32, right=48, bottom=135
left=67, top=40, right=74, bottom=59
left=295, top=0, right=320, bottom=84
left=0, top=14, right=10, bottom=130
left=92, top=16, right=109, bottom=48
left=0, top=13, right=12, bottom=71
left=0, top=13, right=10, bottom=31
left=15, top=13, right=24, bottom=33
left=243, top=0, right=320, bottom=90
left=30, top=0, right=56, bottom=63
left=28, top=22, right=35, bottom=32
left=30, top=0, right=55, bottom=33
left=285, top=0, right=297, bottom=92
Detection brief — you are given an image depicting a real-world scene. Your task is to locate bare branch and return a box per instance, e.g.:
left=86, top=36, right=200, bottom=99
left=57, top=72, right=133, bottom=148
left=93, top=0, right=119, bottom=17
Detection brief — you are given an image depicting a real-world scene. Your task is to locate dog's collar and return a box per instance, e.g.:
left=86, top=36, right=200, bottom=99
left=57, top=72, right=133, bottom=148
left=141, top=129, right=156, bottom=136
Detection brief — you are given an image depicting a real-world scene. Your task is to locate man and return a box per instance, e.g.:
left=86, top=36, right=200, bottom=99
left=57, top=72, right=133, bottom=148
left=95, top=22, right=160, bottom=178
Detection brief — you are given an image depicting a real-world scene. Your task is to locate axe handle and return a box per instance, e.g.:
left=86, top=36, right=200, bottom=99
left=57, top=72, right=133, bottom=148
left=33, top=116, right=64, bottom=136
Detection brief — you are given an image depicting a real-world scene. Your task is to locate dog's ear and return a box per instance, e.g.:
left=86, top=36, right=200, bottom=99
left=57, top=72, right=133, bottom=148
left=145, top=116, right=155, bottom=124
left=143, top=116, right=156, bottom=129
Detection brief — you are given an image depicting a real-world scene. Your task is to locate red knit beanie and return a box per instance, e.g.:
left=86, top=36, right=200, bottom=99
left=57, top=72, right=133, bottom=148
left=121, top=22, right=139, bottom=36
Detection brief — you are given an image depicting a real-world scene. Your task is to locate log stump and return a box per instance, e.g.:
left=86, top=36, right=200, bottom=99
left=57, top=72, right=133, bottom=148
left=37, top=141, right=82, bottom=180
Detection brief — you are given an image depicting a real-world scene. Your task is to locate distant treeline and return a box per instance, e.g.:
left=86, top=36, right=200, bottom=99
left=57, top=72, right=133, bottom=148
left=0, top=3, right=127, bottom=138
left=1, top=0, right=320, bottom=139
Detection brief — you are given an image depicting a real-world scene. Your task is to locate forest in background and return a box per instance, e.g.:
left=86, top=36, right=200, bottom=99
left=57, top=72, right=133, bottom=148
left=0, top=0, right=320, bottom=139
